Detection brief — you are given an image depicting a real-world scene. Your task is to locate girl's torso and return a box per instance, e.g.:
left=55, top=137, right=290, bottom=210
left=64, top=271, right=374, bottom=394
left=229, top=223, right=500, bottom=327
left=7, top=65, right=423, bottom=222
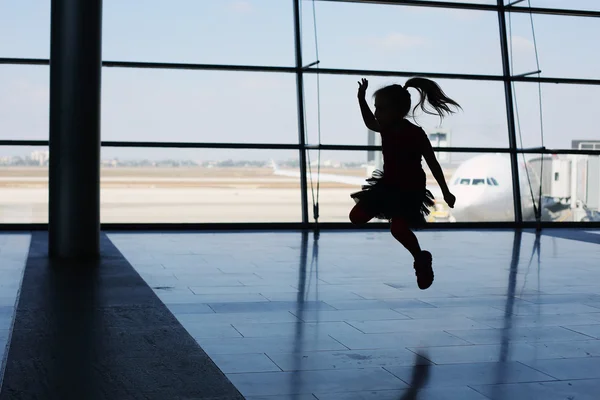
left=380, top=120, right=426, bottom=188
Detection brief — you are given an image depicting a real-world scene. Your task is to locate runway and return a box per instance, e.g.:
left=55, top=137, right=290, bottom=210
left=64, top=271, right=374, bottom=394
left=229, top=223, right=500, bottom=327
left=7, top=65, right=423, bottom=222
left=0, top=186, right=355, bottom=223
left=0, top=167, right=422, bottom=223
left=0, top=166, right=578, bottom=224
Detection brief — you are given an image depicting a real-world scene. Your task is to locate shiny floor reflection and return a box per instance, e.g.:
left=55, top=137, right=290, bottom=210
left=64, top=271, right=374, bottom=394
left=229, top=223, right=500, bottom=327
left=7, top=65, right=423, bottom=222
left=0, top=234, right=30, bottom=373
left=111, top=229, right=600, bottom=399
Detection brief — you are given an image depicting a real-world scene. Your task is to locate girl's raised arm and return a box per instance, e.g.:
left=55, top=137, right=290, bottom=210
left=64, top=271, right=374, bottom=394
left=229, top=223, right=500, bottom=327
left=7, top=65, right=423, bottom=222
left=357, top=79, right=380, bottom=132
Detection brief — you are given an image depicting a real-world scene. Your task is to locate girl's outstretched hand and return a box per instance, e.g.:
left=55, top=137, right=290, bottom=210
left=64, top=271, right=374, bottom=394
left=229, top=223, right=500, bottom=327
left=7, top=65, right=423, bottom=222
left=357, top=78, right=368, bottom=99
left=444, top=191, right=456, bottom=208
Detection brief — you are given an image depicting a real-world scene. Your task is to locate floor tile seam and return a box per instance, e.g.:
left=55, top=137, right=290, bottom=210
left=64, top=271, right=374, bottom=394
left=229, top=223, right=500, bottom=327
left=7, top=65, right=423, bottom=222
left=401, top=353, right=572, bottom=367
left=225, top=365, right=399, bottom=376
left=555, top=325, right=600, bottom=339
left=324, top=332, right=352, bottom=351
left=580, top=302, right=600, bottom=311
left=380, top=365, right=413, bottom=387
left=208, top=348, right=358, bottom=358
left=341, top=341, right=484, bottom=353
left=291, top=314, right=420, bottom=325
left=444, top=324, right=596, bottom=333
left=540, top=376, right=600, bottom=383
left=338, top=319, right=384, bottom=335
left=411, top=298, right=443, bottom=308
left=347, top=291, right=370, bottom=301
left=440, top=329, right=476, bottom=345
left=486, top=301, right=543, bottom=314
left=466, top=384, right=498, bottom=400
left=467, top=378, right=600, bottom=399
left=392, top=365, right=561, bottom=386
left=251, top=361, right=420, bottom=374
left=341, top=320, right=369, bottom=334
left=468, top=376, right=600, bottom=397
left=404, top=347, right=442, bottom=366
left=312, top=388, right=418, bottom=400
left=387, top=308, right=421, bottom=319
left=261, top=352, right=284, bottom=372
left=512, top=360, right=563, bottom=381
left=225, top=362, right=391, bottom=374
left=260, top=343, right=505, bottom=359
left=206, top=303, right=219, bottom=313
left=555, top=322, right=600, bottom=333
left=462, top=316, right=500, bottom=329
left=290, top=310, right=310, bottom=323
left=229, top=324, right=245, bottom=338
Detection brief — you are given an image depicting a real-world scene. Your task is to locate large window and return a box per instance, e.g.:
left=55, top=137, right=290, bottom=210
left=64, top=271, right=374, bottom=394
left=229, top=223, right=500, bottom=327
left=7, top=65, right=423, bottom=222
left=506, top=0, right=600, bottom=12
left=507, top=12, right=600, bottom=79
left=301, top=2, right=502, bottom=75
left=100, top=147, right=301, bottom=223
left=303, top=74, right=509, bottom=147
left=0, top=2, right=50, bottom=59
left=0, top=66, right=49, bottom=140
left=102, top=0, right=295, bottom=66
left=305, top=150, right=516, bottom=223
left=1, top=0, right=599, bottom=226
left=0, top=146, right=48, bottom=224
left=512, top=83, right=600, bottom=149
left=521, top=152, right=600, bottom=223
left=101, top=69, right=298, bottom=143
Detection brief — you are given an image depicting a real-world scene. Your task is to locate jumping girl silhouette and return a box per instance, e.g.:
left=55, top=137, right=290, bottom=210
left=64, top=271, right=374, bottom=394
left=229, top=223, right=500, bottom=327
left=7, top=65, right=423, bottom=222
left=350, top=77, right=459, bottom=290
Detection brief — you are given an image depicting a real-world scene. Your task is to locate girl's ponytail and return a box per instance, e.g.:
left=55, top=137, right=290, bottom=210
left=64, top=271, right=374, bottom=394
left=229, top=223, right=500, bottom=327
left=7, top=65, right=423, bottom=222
left=404, top=77, right=461, bottom=120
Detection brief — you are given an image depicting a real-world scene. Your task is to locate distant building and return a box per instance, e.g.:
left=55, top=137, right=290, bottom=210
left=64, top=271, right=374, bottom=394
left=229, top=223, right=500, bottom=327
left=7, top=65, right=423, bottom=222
left=571, top=139, right=600, bottom=214
left=30, top=151, right=50, bottom=166
left=427, top=129, right=451, bottom=166
left=367, top=129, right=383, bottom=176
left=572, top=140, right=600, bottom=150
left=367, top=128, right=452, bottom=168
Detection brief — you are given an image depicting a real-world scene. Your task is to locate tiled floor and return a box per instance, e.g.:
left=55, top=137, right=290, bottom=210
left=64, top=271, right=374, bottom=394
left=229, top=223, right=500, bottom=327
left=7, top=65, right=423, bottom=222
left=108, top=229, right=600, bottom=399
left=1, top=232, right=244, bottom=400
left=0, top=234, right=29, bottom=373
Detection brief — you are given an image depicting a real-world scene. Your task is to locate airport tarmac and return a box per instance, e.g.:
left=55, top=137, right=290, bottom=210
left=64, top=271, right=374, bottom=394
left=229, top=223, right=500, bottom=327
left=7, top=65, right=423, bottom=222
left=0, top=167, right=363, bottom=223
left=0, top=167, right=580, bottom=224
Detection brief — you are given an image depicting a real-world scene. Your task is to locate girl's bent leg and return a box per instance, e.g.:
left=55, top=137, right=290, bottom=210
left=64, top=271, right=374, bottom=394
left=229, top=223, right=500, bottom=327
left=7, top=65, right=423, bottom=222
left=349, top=204, right=375, bottom=225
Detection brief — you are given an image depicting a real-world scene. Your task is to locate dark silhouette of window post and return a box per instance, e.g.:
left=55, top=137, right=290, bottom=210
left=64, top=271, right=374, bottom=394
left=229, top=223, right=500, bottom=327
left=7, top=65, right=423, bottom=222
left=497, top=0, right=523, bottom=223
left=49, top=0, right=102, bottom=258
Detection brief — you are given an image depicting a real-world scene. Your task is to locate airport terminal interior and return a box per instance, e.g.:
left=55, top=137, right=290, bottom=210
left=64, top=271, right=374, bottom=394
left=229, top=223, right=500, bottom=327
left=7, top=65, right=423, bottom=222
left=1, top=0, right=600, bottom=399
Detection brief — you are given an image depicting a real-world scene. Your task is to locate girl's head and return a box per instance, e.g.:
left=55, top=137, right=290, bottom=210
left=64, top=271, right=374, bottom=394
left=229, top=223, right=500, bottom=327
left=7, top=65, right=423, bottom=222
left=373, top=77, right=461, bottom=127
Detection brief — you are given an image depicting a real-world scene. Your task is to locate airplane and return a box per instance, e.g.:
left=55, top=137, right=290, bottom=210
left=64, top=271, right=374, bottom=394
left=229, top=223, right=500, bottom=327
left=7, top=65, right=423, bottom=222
left=447, top=153, right=539, bottom=222
left=270, top=153, right=541, bottom=223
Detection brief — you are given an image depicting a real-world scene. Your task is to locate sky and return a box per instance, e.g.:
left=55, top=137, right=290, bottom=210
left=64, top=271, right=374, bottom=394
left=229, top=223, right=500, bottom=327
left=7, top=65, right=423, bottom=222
left=0, top=0, right=599, bottom=162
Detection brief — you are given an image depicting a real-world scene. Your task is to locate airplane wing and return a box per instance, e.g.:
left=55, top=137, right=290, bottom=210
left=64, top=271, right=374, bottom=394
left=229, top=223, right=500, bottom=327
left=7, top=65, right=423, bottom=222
left=271, top=160, right=367, bottom=186
left=271, top=160, right=445, bottom=200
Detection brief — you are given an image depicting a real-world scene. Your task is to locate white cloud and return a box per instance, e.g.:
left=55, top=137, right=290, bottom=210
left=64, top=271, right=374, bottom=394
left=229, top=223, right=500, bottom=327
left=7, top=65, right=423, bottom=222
left=360, top=33, right=427, bottom=52
left=227, top=1, right=253, bottom=14
left=510, top=35, right=535, bottom=52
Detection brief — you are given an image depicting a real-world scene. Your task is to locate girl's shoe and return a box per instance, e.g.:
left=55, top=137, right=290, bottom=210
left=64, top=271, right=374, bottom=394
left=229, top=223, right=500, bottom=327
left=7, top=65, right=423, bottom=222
left=414, top=251, right=434, bottom=290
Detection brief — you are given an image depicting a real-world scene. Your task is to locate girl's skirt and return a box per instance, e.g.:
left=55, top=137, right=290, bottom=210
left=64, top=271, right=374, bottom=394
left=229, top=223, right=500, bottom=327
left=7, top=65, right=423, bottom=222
left=350, top=169, right=435, bottom=228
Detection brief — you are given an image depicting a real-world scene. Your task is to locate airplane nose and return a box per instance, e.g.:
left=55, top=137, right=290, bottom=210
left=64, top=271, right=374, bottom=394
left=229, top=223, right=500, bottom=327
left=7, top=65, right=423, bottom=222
left=449, top=187, right=485, bottom=222
left=451, top=199, right=471, bottom=221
